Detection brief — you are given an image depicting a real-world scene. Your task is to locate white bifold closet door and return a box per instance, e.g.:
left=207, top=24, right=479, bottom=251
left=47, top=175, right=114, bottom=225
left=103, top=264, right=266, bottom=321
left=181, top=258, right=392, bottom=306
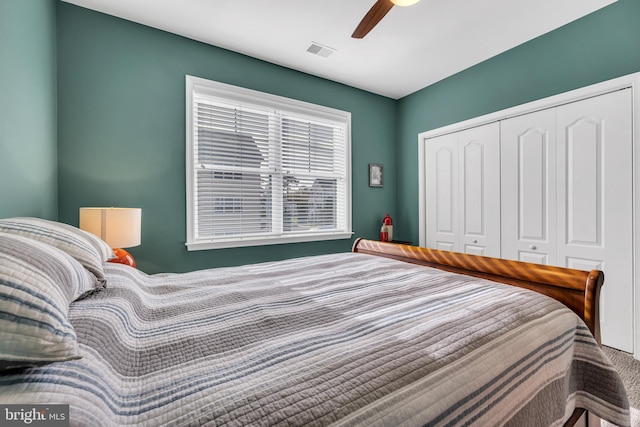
left=425, top=122, right=501, bottom=257
left=501, top=108, right=557, bottom=265
left=501, top=89, right=633, bottom=352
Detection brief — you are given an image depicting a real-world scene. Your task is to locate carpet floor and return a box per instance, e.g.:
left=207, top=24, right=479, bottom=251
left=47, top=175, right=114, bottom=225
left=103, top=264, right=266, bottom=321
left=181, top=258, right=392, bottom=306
left=602, top=346, right=640, bottom=427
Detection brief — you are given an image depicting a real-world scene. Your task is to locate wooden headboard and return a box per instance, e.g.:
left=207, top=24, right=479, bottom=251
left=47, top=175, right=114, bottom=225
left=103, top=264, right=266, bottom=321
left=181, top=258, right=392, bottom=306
left=352, top=238, right=604, bottom=344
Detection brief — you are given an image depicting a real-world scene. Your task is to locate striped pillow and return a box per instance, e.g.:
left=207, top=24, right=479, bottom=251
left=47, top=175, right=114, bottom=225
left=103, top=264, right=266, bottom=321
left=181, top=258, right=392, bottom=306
left=0, top=217, right=114, bottom=294
left=0, top=233, right=95, bottom=368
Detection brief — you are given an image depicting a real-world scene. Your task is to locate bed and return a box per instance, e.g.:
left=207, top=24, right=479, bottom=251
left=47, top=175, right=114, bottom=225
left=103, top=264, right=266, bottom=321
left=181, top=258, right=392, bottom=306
left=0, top=218, right=630, bottom=426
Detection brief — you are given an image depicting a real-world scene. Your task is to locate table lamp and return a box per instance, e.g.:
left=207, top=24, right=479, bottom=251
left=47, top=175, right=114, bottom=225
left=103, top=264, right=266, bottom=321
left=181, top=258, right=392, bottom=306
left=79, top=207, right=142, bottom=268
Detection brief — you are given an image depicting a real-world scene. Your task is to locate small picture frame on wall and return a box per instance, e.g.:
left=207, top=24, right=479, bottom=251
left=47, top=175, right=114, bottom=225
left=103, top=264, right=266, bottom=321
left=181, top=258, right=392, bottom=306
left=369, top=163, right=383, bottom=188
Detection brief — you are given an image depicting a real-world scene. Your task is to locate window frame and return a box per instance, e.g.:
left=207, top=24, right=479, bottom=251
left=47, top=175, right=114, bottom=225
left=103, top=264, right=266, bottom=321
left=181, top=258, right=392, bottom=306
left=185, top=75, right=353, bottom=250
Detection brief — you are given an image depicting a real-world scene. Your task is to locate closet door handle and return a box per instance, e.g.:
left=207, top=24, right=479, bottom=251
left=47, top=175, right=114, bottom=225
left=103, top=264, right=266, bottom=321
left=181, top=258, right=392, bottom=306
left=529, top=245, right=537, bottom=250
left=472, top=239, right=478, bottom=244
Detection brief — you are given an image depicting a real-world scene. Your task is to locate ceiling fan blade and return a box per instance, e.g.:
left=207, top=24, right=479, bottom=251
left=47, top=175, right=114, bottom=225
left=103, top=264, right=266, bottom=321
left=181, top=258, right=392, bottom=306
left=352, top=0, right=394, bottom=39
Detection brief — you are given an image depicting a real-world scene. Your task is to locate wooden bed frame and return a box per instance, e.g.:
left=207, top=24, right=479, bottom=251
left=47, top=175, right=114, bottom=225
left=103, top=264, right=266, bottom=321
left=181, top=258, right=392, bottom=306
left=352, top=238, right=605, bottom=427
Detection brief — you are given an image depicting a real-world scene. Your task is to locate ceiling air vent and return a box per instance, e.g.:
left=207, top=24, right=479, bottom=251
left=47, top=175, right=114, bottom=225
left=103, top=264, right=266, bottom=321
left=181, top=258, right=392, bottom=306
left=306, top=42, right=336, bottom=58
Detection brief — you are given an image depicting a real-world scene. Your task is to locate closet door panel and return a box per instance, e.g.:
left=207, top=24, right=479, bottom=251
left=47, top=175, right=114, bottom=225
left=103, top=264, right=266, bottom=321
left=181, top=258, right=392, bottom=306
left=556, top=88, right=633, bottom=352
left=458, top=123, right=501, bottom=257
left=500, top=109, right=557, bottom=265
left=565, top=119, right=601, bottom=245
left=425, top=133, right=459, bottom=252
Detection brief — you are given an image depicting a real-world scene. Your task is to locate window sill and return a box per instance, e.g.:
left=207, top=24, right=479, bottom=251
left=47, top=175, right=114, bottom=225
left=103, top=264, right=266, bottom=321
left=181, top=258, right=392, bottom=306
left=186, top=231, right=354, bottom=251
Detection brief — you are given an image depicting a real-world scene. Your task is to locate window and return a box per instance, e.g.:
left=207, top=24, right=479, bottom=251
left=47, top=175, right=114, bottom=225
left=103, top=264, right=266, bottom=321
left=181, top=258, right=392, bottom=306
left=186, top=76, right=352, bottom=250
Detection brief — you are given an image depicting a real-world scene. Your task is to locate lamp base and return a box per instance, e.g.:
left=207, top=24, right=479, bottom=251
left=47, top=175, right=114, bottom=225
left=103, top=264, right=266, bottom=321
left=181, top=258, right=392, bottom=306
left=108, top=248, right=136, bottom=268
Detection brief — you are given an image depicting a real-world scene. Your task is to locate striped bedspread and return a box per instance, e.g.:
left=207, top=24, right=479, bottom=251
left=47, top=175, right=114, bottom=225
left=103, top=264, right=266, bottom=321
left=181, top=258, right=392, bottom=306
left=0, top=252, right=630, bottom=426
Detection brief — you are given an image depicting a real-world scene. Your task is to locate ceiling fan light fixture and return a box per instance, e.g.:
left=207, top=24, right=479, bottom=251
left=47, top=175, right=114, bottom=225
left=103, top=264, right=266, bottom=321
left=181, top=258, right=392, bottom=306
left=352, top=0, right=420, bottom=39
left=390, top=0, right=420, bottom=6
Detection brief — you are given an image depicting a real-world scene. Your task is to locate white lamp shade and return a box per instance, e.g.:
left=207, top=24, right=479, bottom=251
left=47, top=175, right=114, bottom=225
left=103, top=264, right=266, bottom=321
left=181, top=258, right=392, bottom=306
left=79, top=207, right=141, bottom=248
left=390, top=0, right=420, bottom=5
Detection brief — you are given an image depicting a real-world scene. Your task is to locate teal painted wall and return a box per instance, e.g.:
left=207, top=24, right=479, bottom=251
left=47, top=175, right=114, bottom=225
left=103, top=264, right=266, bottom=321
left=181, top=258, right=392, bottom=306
left=14, top=1, right=635, bottom=272
left=56, top=3, right=397, bottom=273
left=0, top=0, right=58, bottom=220
left=396, top=0, right=640, bottom=243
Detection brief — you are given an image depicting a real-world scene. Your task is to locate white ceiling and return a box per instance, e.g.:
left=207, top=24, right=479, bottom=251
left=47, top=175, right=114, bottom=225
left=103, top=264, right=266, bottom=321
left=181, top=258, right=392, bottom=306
left=61, top=0, right=617, bottom=99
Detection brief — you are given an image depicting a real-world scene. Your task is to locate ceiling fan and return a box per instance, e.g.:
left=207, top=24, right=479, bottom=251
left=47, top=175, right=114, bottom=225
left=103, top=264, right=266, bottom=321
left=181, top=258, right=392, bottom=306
left=352, top=0, right=421, bottom=39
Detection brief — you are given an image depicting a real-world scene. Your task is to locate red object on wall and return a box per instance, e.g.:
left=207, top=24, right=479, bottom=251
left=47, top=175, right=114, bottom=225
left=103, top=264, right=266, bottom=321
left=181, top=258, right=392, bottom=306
left=108, top=248, right=137, bottom=268
left=380, top=213, right=393, bottom=242
left=383, top=213, right=392, bottom=226
left=381, top=213, right=393, bottom=241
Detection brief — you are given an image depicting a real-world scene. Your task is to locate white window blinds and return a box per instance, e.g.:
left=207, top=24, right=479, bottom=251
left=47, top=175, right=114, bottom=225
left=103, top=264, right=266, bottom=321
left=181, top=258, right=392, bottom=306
left=186, top=76, right=352, bottom=250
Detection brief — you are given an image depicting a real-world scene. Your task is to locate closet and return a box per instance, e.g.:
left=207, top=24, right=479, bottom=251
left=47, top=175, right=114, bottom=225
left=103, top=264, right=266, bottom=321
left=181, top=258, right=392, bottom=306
left=425, top=122, right=500, bottom=257
left=423, top=88, right=633, bottom=352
